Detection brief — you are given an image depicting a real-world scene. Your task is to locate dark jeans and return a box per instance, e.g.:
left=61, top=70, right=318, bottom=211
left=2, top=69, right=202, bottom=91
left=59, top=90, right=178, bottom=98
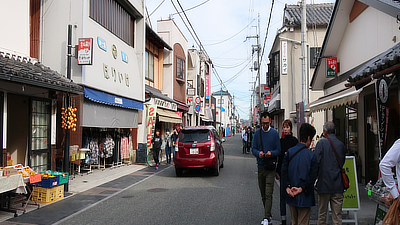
left=165, top=146, right=172, bottom=163
left=280, top=175, right=287, bottom=220
left=153, top=148, right=160, bottom=165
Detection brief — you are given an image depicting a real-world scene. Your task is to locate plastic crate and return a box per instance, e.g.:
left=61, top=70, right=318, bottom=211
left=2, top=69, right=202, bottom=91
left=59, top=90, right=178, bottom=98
left=32, top=175, right=59, bottom=188
left=32, top=185, right=64, bottom=203
left=43, top=171, right=69, bottom=185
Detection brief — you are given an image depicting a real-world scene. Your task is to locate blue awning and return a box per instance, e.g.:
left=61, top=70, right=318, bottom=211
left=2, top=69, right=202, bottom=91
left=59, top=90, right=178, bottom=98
left=216, top=106, right=225, bottom=112
left=84, top=87, right=143, bottom=110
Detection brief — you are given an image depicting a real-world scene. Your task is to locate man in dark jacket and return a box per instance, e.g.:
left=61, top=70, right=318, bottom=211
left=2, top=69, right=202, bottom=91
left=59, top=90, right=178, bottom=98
left=281, top=123, right=317, bottom=225
left=252, top=111, right=281, bottom=225
left=314, top=121, right=346, bottom=225
left=151, top=129, right=162, bottom=170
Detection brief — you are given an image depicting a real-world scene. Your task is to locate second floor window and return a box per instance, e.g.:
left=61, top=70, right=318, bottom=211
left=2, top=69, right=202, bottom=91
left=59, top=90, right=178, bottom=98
left=145, top=50, right=154, bottom=81
left=176, top=57, right=185, bottom=80
left=310, top=47, right=321, bottom=68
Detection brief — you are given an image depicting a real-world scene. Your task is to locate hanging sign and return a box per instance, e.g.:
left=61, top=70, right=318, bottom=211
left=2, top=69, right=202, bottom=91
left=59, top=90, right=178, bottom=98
left=326, top=58, right=338, bottom=77
left=376, top=77, right=390, bottom=155
left=205, top=74, right=210, bottom=99
left=78, top=38, right=93, bottom=65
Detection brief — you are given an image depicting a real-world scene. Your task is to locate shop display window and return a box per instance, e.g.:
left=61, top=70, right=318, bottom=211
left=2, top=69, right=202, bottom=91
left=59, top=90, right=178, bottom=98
left=31, top=100, right=50, bottom=172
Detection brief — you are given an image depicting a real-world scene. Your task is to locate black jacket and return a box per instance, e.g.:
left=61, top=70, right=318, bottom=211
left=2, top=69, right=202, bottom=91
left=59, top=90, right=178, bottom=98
left=151, top=135, right=162, bottom=150
left=277, top=134, right=298, bottom=175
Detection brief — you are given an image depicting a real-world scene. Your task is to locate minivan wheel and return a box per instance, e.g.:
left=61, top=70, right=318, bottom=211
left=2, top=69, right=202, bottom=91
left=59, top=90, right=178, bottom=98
left=213, top=159, right=220, bottom=176
left=175, top=168, right=183, bottom=177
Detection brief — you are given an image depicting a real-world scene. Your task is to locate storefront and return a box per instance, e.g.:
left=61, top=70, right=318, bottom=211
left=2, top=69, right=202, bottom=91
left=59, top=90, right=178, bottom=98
left=0, top=54, right=82, bottom=171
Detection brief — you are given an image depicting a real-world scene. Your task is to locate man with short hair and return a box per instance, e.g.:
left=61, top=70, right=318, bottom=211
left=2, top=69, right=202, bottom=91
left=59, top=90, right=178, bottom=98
left=252, top=111, right=281, bottom=225
left=315, top=121, right=346, bottom=225
left=242, top=126, right=247, bottom=154
left=281, top=123, right=318, bottom=225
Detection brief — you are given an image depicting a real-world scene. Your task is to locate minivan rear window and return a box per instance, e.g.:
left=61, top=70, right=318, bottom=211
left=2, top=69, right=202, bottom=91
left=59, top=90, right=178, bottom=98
left=179, top=130, right=211, bottom=143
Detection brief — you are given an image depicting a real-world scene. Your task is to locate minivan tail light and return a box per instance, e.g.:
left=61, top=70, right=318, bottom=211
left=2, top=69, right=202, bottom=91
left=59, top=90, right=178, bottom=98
left=175, top=138, right=179, bottom=152
left=210, top=141, right=215, bottom=151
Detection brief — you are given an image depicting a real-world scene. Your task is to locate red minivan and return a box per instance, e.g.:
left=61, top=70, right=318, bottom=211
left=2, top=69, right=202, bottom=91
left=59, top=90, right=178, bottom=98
left=174, top=126, right=225, bottom=176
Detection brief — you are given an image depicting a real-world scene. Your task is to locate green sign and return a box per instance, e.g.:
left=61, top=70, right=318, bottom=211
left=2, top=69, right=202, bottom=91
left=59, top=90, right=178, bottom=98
left=326, top=58, right=338, bottom=77
left=342, top=156, right=360, bottom=210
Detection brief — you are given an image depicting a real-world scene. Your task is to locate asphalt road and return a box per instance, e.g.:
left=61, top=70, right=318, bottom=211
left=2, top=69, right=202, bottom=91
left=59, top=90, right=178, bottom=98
left=57, top=134, right=283, bottom=225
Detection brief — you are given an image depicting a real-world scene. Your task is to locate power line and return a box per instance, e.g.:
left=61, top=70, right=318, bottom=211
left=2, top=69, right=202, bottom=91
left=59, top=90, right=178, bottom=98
left=204, top=19, right=255, bottom=46
left=149, top=0, right=166, bottom=17
left=171, top=0, right=211, bottom=16
left=260, top=0, right=275, bottom=63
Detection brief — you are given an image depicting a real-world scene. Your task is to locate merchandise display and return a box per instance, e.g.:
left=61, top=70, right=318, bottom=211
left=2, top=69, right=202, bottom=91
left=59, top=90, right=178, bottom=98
left=366, top=178, right=396, bottom=207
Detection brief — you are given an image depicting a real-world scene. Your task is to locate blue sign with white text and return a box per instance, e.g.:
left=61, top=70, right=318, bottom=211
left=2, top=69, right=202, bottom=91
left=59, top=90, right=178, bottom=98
left=97, top=37, right=107, bottom=52
left=121, top=51, right=129, bottom=63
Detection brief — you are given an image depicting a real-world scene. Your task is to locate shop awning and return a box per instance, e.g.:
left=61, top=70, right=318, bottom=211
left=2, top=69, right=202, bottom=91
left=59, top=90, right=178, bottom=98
left=84, top=87, right=143, bottom=110
left=201, top=108, right=214, bottom=122
left=157, top=108, right=182, bottom=124
left=306, top=86, right=362, bottom=112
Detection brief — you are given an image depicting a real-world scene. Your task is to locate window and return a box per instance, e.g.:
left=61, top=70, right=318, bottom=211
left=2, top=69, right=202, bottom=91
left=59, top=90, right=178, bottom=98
left=176, top=57, right=185, bottom=80
left=31, top=100, right=51, bottom=172
left=218, top=99, right=224, bottom=104
left=310, top=47, right=321, bottom=68
left=145, top=50, right=154, bottom=81
left=90, top=0, right=135, bottom=47
left=200, top=79, right=205, bottom=97
left=179, top=129, right=210, bottom=143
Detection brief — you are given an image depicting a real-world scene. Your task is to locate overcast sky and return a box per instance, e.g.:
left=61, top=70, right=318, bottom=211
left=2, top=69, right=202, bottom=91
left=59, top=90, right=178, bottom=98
left=146, top=0, right=335, bottom=120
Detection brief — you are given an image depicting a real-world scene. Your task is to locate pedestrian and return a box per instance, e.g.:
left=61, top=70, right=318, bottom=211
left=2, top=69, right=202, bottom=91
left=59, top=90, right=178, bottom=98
left=242, top=126, right=248, bottom=154
left=252, top=111, right=281, bottom=225
left=314, top=121, right=346, bottom=225
left=151, top=129, right=162, bottom=170
left=247, top=127, right=253, bottom=153
left=171, top=127, right=179, bottom=163
left=281, top=123, right=318, bottom=225
left=165, top=128, right=172, bottom=164
left=277, top=119, right=298, bottom=225
left=380, top=138, right=400, bottom=224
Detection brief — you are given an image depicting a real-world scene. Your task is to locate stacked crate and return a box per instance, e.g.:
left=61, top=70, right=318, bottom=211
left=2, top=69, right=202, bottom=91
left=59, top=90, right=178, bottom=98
left=32, top=171, right=68, bottom=203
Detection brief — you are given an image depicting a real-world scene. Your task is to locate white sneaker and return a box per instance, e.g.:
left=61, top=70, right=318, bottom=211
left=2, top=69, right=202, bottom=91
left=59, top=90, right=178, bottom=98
left=261, top=219, right=268, bottom=225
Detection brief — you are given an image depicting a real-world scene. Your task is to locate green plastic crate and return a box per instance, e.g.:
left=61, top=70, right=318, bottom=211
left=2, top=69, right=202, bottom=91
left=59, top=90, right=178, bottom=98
left=43, top=170, right=69, bottom=185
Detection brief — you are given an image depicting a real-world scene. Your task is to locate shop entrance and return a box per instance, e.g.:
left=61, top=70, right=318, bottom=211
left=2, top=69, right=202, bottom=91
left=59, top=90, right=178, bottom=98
left=7, top=94, right=50, bottom=171
left=0, top=92, right=3, bottom=167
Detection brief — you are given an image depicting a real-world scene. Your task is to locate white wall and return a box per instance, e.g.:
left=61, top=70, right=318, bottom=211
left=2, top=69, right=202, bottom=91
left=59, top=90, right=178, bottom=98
left=0, top=0, right=30, bottom=56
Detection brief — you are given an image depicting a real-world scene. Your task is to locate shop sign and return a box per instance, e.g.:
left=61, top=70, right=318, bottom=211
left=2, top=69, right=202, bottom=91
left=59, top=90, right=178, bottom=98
left=281, top=41, right=288, bottom=75
left=376, top=77, right=390, bottom=154
left=342, top=156, right=360, bottom=210
left=263, top=84, right=270, bottom=95
left=121, top=51, right=129, bottom=63
left=187, top=97, right=193, bottom=102
left=78, top=38, right=93, bottom=65
left=187, top=88, right=195, bottom=96
left=97, top=37, right=107, bottom=52
left=103, top=63, right=130, bottom=87
left=205, top=74, right=210, bottom=99
left=154, top=98, right=177, bottom=111
left=326, top=58, right=338, bottom=77
left=146, top=105, right=157, bottom=151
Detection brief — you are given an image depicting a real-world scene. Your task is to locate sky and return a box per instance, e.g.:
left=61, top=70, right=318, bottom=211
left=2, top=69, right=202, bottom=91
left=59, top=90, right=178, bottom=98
left=146, top=0, right=335, bottom=120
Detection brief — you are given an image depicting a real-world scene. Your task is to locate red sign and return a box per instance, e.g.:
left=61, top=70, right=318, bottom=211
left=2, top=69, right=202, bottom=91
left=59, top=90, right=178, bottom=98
left=78, top=38, right=93, bottom=65
left=188, top=97, right=193, bottom=102
left=205, top=74, right=210, bottom=100
left=326, top=58, right=337, bottom=77
left=195, top=97, right=201, bottom=104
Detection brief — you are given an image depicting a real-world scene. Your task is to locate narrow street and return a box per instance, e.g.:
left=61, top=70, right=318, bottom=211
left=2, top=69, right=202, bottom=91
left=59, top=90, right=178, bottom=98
left=5, top=135, right=284, bottom=225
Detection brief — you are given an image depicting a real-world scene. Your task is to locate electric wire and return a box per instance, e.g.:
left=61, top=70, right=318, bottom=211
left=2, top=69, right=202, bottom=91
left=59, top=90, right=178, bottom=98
left=171, top=0, right=211, bottom=16
left=204, top=19, right=255, bottom=46
left=149, top=0, right=166, bottom=17
left=260, top=0, right=275, bottom=64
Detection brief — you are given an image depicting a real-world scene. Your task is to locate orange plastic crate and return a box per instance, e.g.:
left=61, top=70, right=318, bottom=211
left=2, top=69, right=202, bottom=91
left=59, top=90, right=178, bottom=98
left=32, top=185, right=64, bottom=203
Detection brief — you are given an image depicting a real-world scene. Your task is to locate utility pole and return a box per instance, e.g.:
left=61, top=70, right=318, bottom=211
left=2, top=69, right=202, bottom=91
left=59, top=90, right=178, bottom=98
left=301, top=0, right=308, bottom=121
left=64, top=24, right=72, bottom=192
left=220, top=86, right=223, bottom=136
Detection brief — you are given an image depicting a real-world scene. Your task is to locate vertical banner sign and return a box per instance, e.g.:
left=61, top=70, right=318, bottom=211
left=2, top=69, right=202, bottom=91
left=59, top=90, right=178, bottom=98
left=376, top=77, right=390, bottom=156
left=326, top=58, right=338, bottom=77
left=205, top=74, right=210, bottom=99
left=78, top=38, right=93, bottom=65
left=281, top=41, right=288, bottom=75
left=296, top=102, right=305, bottom=135
left=146, top=105, right=157, bottom=155
left=342, top=156, right=360, bottom=210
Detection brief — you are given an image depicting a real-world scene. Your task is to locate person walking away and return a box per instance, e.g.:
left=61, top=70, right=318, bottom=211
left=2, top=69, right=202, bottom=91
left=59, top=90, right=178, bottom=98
left=247, top=127, right=253, bottom=153
left=277, top=119, right=298, bottom=225
left=252, top=111, right=281, bottom=225
left=242, top=126, right=248, bottom=154
left=151, top=129, right=162, bottom=170
left=314, top=121, right=346, bottom=225
left=165, top=129, right=172, bottom=164
left=171, top=128, right=179, bottom=164
left=281, top=123, right=318, bottom=225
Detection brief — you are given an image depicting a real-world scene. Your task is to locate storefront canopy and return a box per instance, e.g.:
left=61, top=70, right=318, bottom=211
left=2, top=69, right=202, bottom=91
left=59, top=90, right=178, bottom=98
left=306, top=86, right=362, bottom=112
left=157, top=108, right=182, bottom=124
left=201, top=108, right=214, bottom=122
left=0, top=53, right=82, bottom=94
left=84, top=87, right=143, bottom=110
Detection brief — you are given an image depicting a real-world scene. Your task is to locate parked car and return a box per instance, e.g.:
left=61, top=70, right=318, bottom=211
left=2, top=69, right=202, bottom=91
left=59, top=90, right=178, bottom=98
left=174, top=126, right=225, bottom=176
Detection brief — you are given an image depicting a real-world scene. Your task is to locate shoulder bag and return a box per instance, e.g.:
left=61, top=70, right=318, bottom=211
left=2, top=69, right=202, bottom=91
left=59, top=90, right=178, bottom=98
left=260, top=130, right=277, bottom=170
left=327, top=137, right=350, bottom=190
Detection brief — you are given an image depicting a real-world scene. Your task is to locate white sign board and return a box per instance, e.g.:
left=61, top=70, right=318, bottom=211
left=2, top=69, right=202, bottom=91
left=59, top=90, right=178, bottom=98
left=281, top=41, right=288, bottom=75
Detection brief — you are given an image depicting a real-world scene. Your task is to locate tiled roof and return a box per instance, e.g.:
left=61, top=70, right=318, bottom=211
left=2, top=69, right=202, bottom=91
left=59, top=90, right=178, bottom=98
left=346, top=42, right=400, bottom=85
left=283, top=3, right=334, bottom=26
left=0, top=52, right=83, bottom=94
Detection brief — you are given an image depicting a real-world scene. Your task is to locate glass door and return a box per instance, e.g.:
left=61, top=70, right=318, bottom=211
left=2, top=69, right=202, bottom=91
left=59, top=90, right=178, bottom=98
left=30, top=99, right=51, bottom=172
